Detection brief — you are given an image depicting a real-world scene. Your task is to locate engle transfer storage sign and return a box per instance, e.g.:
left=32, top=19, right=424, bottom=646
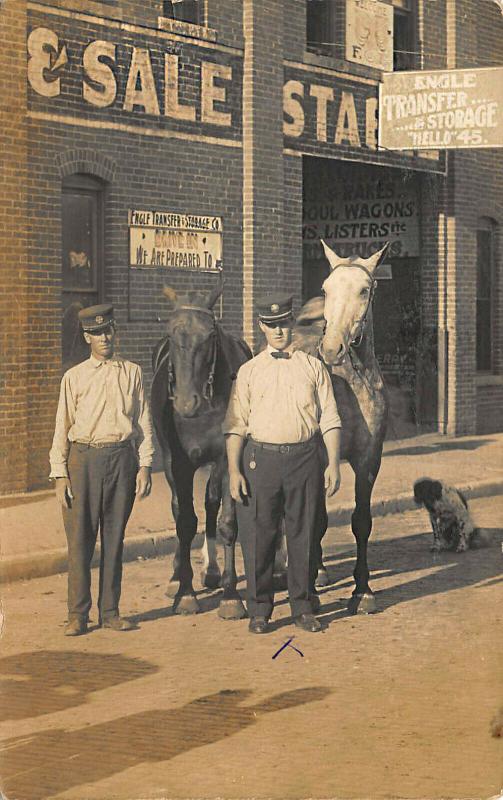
left=379, top=67, right=503, bottom=150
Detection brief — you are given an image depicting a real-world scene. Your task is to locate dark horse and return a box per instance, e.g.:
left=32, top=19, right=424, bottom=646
left=151, top=279, right=252, bottom=619
left=293, top=240, right=390, bottom=613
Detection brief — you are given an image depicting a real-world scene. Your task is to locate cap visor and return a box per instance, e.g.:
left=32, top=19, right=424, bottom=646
left=258, top=311, right=293, bottom=323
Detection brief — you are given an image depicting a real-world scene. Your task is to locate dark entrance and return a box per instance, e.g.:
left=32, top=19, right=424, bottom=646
left=302, top=156, right=434, bottom=438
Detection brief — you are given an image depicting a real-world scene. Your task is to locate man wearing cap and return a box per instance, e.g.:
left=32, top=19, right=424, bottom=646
left=49, top=304, right=154, bottom=636
left=223, top=295, right=341, bottom=634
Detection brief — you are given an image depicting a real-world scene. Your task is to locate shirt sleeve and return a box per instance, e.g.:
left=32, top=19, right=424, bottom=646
left=133, top=366, right=155, bottom=468
left=49, top=372, right=76, bottom=479
left=222, top=366, right=250, bottom=438
left=316, top=362, right=341, bottom=434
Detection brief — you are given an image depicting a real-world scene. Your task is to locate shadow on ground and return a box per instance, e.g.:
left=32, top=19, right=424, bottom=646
left=0, top=651, right=158, bottom=721
left=313, top=527, right=503, bottom=626
left=1, top=686, right=330, bottom=800
left=384, top=437, right=496, bottom=458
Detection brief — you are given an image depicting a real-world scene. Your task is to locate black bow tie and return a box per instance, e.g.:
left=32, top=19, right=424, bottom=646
left=271, top=351, right=291, bottom=359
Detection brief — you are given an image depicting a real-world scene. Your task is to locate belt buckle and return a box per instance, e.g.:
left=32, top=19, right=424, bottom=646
left=279, top=444, right=289, bottom=454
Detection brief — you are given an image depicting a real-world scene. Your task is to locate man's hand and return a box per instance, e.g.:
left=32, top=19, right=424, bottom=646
left=136, top=466, right=152, bottom=499
left=56, top=478, right=74, bottom=509
left=324, top=463, right=341, bottom=497
left=229, top=471, right=248, bottom=504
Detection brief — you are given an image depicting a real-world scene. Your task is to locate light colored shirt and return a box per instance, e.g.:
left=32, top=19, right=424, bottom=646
left=223, top=346, right=341, bottom=444
left=49, top=355, right=155, bottom=478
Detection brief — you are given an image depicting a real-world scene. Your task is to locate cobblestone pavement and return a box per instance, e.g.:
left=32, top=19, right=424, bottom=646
left=1, top=496, right=502, bottom=800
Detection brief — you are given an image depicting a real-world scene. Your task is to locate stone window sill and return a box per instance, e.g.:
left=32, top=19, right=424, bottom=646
left=476, top=374, right=503, bottom=387
left=158, top=16, right=217, bottom=43
left=302, top=50, right=382, bottom=82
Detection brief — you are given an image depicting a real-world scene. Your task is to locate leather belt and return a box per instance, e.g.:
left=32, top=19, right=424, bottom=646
left=249, top=437, right=314, bottom=454
left=73, top=440, right=131, bottom=450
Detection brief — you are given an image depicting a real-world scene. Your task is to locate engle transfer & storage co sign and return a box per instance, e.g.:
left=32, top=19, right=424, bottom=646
left=379, top=67, right=503, bottom=150
left=129, top=210, right=223, bottom=272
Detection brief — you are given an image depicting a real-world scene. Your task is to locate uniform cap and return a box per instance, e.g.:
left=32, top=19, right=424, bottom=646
left=256, top=294, right=293, bottom=323
left=78, top=303, right=115, bottom=332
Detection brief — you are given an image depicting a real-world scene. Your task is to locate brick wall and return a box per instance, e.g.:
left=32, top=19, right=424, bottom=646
left=0, top=0, right=30, bottom=494
left=242, top=0, right=285, bottom=350
left=8, top=2, right=245, bottom=492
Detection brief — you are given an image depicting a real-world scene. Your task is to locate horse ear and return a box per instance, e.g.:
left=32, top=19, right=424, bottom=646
left=163, top=286, right=178, bottom=310
left=321, top=239, right=344, bottom=271
left=207, top=270, right=224, bottom=309
left=361, top=242, right=390, bottom=274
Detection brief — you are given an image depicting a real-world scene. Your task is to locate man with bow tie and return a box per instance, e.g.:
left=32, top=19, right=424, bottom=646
left=223, top=295, right=341, bottom=634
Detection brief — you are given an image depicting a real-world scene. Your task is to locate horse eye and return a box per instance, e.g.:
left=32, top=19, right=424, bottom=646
left=360, top=288, right=369, bottom=297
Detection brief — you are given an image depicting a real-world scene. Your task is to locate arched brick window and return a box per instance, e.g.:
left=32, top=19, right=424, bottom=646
left=61, top=174, right=105, bottom=371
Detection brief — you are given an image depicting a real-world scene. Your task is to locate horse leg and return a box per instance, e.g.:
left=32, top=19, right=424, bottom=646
left=273, top=519, right=288, bottom=592
left=162, top=452, right=182, bottom=598
left=216, top=467, right=246, bottom=620
left=172, top=459, right=201, bottom=615
left=200, top=465, right=222, bottom=591
left=348, top=470, right=377, bottom=615
left=314, top=492, right=329, bottom=588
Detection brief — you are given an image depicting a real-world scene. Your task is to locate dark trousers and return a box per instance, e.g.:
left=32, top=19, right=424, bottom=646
left=237, top=437, right=323, bottom=618
left=63, top=443, right=137, bottom=621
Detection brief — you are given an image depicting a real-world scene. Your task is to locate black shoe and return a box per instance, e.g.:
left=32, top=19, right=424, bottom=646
left=248, top=616, right=269, bottom=634
left=100, top=615, right=135, bottom=631
left=294, top=613, right=323, bottom=632
left=64, top=618, right=88, bottom=637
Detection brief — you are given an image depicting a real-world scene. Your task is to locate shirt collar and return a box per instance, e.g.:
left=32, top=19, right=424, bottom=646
left=89, top=355, right=122, bottom=368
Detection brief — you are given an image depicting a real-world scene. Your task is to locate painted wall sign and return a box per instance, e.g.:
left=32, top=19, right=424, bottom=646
left=379, top=67, right=503, bottom=150
left=26, top=22, right=242, bottom=140
left=129, top=210, right=223, bottom=271
left=346, top=0, right=393, bottom=72
left=303, top=167, right=419, bottom=260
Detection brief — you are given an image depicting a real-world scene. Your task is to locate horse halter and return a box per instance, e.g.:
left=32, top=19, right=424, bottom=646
left=165, top=306, right=218, bottom=403
left=348, top=262, right=378, bottom=348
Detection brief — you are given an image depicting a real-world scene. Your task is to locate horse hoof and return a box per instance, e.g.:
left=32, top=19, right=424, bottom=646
left=165, top=581, right=180, bottom=599
left=273, top=573, right=288, bottom=592
left=173, top=594, right=200, bottom=615
left=200, top=568, right=221, bottom=591
left=218, top=597, right=247, bottom=620
left=315, top=568, right=329, bottom=588
left=347, top=593, right=377, bottom=615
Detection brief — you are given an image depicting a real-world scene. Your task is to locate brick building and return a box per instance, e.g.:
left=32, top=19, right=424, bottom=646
left=1, top=0, right=502, bottom=495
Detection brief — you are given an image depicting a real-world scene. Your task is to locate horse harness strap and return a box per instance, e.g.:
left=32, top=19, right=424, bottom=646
left=164, top=315, right=218, bottom=403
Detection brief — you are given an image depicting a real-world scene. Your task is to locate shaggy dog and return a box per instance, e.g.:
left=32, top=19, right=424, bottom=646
left=413, top=478, right=489, bottom=552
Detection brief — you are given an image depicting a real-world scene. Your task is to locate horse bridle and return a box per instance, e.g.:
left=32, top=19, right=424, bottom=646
left=165, top=305, right=218, bottom=403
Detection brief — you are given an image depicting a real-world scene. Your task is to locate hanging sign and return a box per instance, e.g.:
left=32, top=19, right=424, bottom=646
left=346, top=0, right=393, bottom=72
left=379, top=67, right=503, bottom=150
left=129, top=210, right=223, bottom=271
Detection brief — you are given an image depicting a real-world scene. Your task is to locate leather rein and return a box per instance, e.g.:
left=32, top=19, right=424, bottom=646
left=165, top=305, right=218, bottom=403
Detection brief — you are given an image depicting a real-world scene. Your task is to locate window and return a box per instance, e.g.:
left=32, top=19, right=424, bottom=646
left=306, top=0, right=338, bottom=57
left=393, top=0, right=416, bottom=71
left=163, top=0, right=201, bottom=25
left=61, top=175, right=105, bottom=370
left=476, top=220, right=496, bottom=372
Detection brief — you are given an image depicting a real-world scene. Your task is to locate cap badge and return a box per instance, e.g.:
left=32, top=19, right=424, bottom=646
left=271, top=303, right=279, bottom=313
left=95, top=315, right=104, bottom=324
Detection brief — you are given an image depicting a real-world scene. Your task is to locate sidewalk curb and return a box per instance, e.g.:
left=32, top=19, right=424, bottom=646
left=2, top=479, right=502, bottom=585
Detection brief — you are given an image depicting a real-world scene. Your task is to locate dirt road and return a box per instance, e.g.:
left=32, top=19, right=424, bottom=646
left=1, top=496, right=502, bottom=800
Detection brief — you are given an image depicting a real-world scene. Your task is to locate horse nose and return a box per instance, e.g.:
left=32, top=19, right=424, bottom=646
left=322, top=341, right=345, bottom=364
left=174, top=393, right=200, bottom=418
